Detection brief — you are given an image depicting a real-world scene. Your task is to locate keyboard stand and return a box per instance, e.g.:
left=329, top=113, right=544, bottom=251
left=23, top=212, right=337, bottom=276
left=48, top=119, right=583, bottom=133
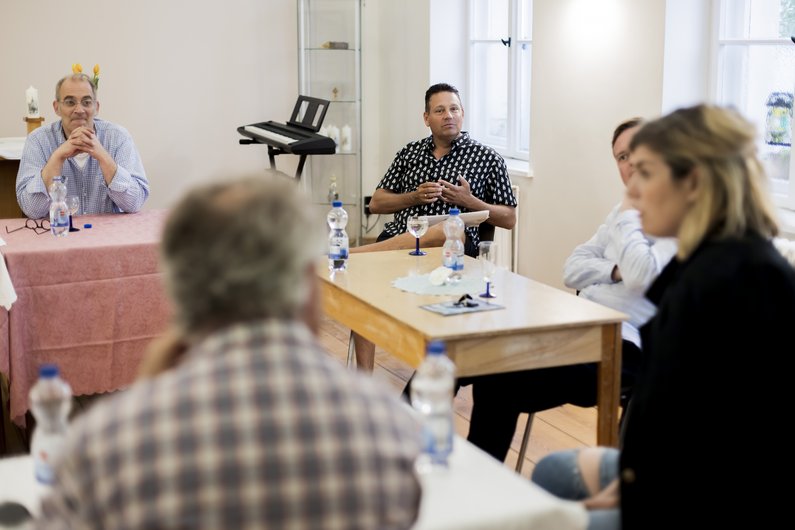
left=267, top=145, right=308, bottom=180
left=238, top=139, right=308, bottom=180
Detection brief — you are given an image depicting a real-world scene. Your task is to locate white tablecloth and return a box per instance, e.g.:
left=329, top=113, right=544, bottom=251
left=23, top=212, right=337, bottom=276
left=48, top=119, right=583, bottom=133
left=0, top=245, right=17, bottom=310
left=0, top=138, right=25, bottom=160
left=0, top=440, right=588, bottom=530
left=413, top=438, right=587, bottom=529
left=0, top=456, right=48, bottom=518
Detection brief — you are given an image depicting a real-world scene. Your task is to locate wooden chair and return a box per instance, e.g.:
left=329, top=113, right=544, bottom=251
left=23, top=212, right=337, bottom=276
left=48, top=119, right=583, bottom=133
left=514, top=389, right=633, bottom=473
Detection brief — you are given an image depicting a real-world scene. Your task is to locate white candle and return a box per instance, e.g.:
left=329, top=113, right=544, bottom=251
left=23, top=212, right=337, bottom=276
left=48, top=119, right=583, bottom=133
left=327, top=125, right=340, bottom=152
left=341, top=125, right=352, bottom=152
left=26, top=86, right=39, bottom=118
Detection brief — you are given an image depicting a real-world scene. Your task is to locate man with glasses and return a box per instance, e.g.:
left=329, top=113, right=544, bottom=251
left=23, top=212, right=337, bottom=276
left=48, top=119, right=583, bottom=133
left=15, top=73, right=149, bottom=219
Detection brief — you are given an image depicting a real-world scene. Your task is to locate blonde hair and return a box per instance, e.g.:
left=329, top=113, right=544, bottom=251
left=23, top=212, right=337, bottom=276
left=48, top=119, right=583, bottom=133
left=630, top=104, right=779, bottom=259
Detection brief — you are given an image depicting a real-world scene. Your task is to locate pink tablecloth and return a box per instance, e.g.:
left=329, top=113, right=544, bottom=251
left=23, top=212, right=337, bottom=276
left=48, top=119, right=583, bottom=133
left=0, top=210, right=172, bottom=426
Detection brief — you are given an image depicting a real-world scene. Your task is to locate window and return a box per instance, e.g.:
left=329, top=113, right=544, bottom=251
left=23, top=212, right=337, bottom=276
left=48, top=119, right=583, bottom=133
left=715, top=0, right=795, bottom=209
left=468, top=0, right=532, bottom=163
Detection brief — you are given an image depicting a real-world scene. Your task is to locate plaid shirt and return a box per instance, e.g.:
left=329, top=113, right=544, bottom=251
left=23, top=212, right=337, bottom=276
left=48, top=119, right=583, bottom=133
left=37, top=320, right=422, bottom=529
left=377, top=132, right=517, bottom=247
left=16, top=118, right=149, bottom=219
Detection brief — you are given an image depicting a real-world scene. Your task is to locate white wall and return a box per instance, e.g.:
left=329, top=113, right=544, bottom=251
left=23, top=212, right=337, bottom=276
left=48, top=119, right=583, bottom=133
left=372, top=0, right=431, bottom=184
left=661, top=0, right=712, bottom=113
left=519, top=0, right=667, bottom=288
left=0, top=0, right=298, bottom=210
left=429, top=0, right=468, bottom=102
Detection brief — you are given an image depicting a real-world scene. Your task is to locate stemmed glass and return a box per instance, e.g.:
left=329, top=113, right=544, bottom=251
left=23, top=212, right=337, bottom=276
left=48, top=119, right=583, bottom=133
left=478, top=241, right=497, bottom=298
left=407, top=215, right=429, bottom=256
left=66, top=196, right=80, bottom=232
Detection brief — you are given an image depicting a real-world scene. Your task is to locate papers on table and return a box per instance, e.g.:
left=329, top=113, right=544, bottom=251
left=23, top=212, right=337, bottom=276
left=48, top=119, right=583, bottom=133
left=426, top=210, right=489, bottom=227
left=0, top=137, right=26, bottom=160
left=421, top=300, right=504, bottom=316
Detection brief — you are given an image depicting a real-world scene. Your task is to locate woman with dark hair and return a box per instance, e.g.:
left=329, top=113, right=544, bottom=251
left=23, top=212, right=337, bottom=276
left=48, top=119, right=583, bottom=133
left=532, top=104, right=795, bottom=530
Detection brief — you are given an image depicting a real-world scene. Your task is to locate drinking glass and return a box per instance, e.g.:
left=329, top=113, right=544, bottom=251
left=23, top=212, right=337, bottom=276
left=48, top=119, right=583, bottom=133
left=478, top=241, right=497, bottom=298
left=66, top=196, right=80, bottom=232
left=407, top=215, right=429, bottom=256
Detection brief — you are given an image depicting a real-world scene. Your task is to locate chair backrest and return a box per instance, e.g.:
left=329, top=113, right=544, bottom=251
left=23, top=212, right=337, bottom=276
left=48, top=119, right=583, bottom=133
left=478, top=222, right=495, bottom=242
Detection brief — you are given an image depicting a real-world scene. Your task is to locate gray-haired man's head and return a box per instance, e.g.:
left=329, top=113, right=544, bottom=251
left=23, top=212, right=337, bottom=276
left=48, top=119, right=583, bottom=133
left=161, top=173, right=324, bottom=335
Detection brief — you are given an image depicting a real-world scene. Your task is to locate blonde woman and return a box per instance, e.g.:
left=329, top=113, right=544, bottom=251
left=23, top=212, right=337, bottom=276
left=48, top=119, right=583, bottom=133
left=532, top=105, right=795, bottom=530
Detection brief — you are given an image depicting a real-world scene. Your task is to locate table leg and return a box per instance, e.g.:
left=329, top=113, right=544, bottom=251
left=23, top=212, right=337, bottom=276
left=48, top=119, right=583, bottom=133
left=596, top=323, right=622, bottom=447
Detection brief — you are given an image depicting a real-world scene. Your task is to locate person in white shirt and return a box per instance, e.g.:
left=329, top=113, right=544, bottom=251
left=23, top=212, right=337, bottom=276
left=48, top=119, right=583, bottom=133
left=464, top=118, right=677, bottom=461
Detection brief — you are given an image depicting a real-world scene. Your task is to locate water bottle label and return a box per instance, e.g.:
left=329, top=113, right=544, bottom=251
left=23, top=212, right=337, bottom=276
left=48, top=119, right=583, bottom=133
left=329, top=244, right=348, bottom=260
left=442, top=249, right=455, bottom=268
left=51, top=211, right=68, bottom=226
left=34, top=451, right=55, bottom=485
left=421, top=413, right=453, bottom=464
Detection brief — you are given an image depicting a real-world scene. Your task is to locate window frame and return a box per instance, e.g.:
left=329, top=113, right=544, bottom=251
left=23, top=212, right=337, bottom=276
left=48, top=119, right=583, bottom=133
left=467, top=0, right=532, bottom=164
left=711, top=0, right=795, bottom=210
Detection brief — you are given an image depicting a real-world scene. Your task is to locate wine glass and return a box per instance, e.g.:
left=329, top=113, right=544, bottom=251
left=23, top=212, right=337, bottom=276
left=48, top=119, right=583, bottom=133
left=66, top=196, right=81, bottom=232
left=478, top=241, right=497, bottom=298
left=407, top=215, right=429, bottom=256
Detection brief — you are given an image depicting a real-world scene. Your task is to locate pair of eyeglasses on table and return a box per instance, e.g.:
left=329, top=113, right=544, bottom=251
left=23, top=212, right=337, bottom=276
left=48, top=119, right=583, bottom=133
left=5, top=218, right=50, bottom=235
left=453, top=294, right=479, bottom=308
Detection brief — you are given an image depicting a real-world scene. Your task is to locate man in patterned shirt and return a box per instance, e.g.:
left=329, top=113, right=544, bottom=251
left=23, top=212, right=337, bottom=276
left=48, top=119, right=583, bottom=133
left=16, top=73, right=149, bottom=219
left=36, top=175, right=422, bottom=529
left=357, top=82, right=516, bottom=255
left=350, top=83, right=517, bottom=371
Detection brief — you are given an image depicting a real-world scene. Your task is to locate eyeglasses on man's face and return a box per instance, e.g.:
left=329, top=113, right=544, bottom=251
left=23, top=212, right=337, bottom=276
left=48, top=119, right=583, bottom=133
left=5, top=218, right=51, bottom=235
left=59, top=97, right=95, bottom=110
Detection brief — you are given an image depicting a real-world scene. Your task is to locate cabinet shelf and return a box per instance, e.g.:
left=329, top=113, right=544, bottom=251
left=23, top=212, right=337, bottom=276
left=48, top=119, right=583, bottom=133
left=304, top=47, right=359, bottom=52
left=299, top=0, right=362, bottom=242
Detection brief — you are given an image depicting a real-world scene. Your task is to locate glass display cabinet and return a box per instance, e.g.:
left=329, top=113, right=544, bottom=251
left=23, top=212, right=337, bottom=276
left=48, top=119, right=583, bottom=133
left=298, top=0, right=362, bottom=242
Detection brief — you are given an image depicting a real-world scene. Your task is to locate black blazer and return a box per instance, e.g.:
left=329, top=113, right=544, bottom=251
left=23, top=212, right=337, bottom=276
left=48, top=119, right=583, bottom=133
left=620, top=232, right=795, bottom=529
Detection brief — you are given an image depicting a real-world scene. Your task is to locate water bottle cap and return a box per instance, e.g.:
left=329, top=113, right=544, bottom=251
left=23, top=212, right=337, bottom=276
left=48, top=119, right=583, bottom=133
left=83, top=223, right=92, bottom=229
left=449, top=208, right=460, bottom=215
left=332, top=200, right=343, bottom=208
left=426, top=340, right=446, bottom=355
left=39, top=364, right=59, bottom=378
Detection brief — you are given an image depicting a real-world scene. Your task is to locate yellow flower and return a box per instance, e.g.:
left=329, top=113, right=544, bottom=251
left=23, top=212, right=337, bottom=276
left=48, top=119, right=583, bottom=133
left=92, top=64, right=100, bottom=89
left=72, top=63, right=83, bottom=74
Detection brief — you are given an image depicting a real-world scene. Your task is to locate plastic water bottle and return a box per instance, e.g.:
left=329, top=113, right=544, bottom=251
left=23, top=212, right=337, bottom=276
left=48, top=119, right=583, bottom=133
left=29, top=364, right=72, bottom=485
left=411, top=340, right=456, bottom=472
left=442, top=208, right=465, bottom=282
left=327, top=200, right=349, bottom=271
left=49, top=176, right=69, bottom=237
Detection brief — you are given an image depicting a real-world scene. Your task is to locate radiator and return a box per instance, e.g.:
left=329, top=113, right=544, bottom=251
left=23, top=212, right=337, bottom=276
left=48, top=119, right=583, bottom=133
left=493, top=185, right=519, bottom=272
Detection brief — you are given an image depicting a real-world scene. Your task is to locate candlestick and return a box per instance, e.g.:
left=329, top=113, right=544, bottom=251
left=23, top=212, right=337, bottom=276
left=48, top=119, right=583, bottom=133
left=26, top=86, right=39, bottom=118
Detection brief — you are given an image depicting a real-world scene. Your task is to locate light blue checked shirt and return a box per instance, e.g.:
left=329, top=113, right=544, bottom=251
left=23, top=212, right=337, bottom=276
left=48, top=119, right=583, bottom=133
left=16, top=118, right=149, bottom=219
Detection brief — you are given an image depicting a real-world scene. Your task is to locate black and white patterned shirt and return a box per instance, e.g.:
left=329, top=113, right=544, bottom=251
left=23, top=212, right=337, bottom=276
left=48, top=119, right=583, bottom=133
left=38, top=319, right=422, bottom=529
left=377, top=132, right=517, bottom=246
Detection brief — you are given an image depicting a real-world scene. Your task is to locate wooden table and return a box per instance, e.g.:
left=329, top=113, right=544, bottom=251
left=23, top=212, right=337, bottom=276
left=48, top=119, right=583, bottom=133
left=0, top=211, right=171, bottom=428
left=318, top=248, right=627, bottom=446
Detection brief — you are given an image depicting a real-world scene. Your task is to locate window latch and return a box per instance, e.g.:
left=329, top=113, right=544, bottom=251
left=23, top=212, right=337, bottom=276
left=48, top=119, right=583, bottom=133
left=501, top=37, right=511, bottom=48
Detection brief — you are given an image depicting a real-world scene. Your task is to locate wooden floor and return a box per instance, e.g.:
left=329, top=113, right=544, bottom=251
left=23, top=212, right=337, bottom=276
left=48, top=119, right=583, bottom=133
left=317, top=313, right=597, bottom=478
